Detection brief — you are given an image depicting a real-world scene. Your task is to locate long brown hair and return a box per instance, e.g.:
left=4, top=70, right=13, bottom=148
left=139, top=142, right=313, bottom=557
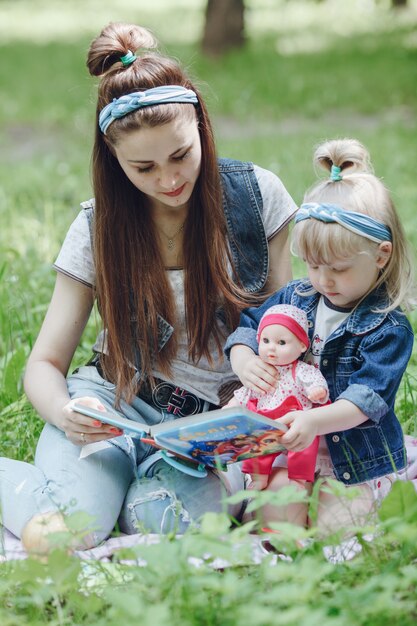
left=87, top=22, right=257, bottom=403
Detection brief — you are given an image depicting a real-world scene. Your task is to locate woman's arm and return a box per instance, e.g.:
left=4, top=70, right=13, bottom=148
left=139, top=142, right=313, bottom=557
left=227, top=231, right=293, bottom=393
left=24, top=272, right=118, bottom=443
left=265, top=226, right=292, bottom=292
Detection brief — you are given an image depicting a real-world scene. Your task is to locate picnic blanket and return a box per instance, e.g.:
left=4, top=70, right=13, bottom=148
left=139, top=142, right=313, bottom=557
left=2, top=435, right=417, bottom=564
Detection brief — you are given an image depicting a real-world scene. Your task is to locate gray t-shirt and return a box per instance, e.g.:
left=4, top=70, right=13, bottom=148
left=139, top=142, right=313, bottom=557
left=54, top=164, right=297, bottom=405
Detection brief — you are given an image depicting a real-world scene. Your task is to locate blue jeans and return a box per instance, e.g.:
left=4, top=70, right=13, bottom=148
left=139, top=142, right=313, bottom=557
left=0, top=366, right=244, bottom=545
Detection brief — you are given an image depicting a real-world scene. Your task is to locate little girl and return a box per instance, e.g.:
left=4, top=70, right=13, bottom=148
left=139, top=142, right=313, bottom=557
left=225, top=138, right=415, bottom=534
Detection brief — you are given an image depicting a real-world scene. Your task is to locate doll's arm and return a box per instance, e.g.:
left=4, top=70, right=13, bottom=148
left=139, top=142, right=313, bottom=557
left=307, top=386, right=328, bottom=403
left=223, top=385, right=252, bottom=409
left=297, top=362, right=329, bottom=404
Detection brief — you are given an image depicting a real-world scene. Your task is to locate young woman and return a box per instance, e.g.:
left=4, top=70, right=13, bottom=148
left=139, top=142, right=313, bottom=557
left=0, top=22, right=296, bottom=552
left=226, top=138, right=415, bottom=534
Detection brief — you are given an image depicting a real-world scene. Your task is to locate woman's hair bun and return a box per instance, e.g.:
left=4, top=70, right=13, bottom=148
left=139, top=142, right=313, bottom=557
left=313, top=138, right=373, bottom=177
left=87, top=22, right=158, bottom=77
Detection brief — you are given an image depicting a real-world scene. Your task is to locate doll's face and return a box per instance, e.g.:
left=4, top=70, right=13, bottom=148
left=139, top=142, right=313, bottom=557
left=258, top=324, right=307, bottom=366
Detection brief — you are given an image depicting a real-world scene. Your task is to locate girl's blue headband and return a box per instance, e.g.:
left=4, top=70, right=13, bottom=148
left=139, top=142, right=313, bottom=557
left=295, top=203, right=392, bottom=244
left=99, top=85, right=198, bottom=134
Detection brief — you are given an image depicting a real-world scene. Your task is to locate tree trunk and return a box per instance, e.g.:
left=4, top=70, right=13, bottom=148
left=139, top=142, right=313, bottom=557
left=201, top=0, right=245, bottom=57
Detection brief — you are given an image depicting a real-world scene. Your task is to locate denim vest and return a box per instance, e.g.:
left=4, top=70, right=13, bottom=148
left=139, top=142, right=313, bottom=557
left=224, top=279, right=414, bottom=484
left=84, top=158, right=269, bottom=360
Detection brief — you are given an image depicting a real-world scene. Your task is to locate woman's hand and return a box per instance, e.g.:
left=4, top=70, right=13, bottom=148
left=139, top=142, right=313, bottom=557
left=236, top=354, right=279, bottom=394
left=230, top=345, right=279, bottom=394
left=61, top=397, right=123, bottom=446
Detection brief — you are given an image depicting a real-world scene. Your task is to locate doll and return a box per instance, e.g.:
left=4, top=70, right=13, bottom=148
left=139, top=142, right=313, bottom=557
left=227, top=304, right=329, bottom=489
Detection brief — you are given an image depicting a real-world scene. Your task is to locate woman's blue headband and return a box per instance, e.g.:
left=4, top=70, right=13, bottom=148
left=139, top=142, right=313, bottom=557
left=295, top=203, right=392, bottom=244
left=99, top=85, right=199, bottom=134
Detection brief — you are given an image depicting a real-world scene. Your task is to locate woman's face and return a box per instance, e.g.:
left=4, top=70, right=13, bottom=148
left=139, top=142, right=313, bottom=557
left=113, top=115, right=202, bottom=212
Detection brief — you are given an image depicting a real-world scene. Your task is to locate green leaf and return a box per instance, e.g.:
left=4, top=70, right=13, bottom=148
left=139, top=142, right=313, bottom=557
left=199, top=511, right=231, bottom=536
left=3, top=346, right=27, bottom=402
left=378, top=480, right=417, bottom=522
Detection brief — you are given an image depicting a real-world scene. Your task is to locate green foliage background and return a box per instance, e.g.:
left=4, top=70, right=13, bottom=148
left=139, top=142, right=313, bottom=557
left=0, top=1, right=417, bottom=623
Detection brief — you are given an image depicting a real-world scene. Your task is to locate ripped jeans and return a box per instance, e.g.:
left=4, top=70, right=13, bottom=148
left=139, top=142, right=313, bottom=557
left=0, top=366, right=244, bottom=546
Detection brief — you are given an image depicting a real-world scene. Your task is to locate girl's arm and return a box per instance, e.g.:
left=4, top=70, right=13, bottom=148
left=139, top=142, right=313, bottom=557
left=24, top=272, right=118, bottom=444
left=278, top=322, right=414, bottom=451
left=278, top=400, right=367, bottom=452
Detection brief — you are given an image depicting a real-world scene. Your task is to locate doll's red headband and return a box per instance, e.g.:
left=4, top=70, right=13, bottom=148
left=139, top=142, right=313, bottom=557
left=257, top=313, right=309, bottom=348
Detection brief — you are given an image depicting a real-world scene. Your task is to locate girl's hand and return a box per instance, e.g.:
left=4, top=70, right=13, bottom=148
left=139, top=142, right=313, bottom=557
left=278, top=410, right=319, bottom=452
left=61, top=397, right=123, bottom=446
left=235, top=354, right=279, bottom=394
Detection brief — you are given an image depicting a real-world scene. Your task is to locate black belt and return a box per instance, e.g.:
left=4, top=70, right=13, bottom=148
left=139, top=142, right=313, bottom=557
left=139, top=379, right=206, bottom=417
left=90, top=355, right=214, bottom=417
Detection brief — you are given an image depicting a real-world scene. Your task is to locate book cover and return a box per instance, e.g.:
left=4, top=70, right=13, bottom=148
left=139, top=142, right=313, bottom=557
left=72, top=404, right=288, bottom=470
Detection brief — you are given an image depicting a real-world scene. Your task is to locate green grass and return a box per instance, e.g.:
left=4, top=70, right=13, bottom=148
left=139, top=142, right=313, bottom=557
left=1, top=0, right=417, bottom=623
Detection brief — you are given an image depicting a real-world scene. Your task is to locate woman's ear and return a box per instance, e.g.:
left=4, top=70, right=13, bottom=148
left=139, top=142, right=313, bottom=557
left=376, top=241, right=392, bottom=269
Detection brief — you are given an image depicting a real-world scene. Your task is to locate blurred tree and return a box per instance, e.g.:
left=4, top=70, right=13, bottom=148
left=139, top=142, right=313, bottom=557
left=391, top=0, right=408, bottom=6
left=201, top=0, right=245, bottom=56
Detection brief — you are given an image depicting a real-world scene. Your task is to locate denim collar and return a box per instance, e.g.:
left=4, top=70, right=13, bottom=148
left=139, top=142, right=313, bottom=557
left=294, top=280, right=391, bottom=336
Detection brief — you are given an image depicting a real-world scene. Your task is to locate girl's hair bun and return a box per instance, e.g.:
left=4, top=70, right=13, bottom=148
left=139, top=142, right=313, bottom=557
left=314, top=138, right=373, bottom=177
left=87, top=22, right=158, bottom=77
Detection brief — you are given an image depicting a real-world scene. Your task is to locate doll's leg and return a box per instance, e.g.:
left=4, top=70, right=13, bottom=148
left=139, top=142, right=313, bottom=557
left=247, top=467, right=312, bottom=528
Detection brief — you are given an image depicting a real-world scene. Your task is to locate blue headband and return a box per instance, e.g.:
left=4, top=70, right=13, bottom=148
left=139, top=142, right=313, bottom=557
left=99, top=85, right=198, bottom=134
left=295, top=203, right=392, bottom=243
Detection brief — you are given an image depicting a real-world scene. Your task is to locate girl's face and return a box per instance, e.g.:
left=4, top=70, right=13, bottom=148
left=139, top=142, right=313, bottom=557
left=306, top=247, right=389, bottom=309
left=258, top=324, right=306, bottom=366
left=113, top=116, right=202, bottom=213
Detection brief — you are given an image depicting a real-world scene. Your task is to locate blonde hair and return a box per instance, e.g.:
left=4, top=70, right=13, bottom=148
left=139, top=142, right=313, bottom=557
left=293, top=138, right=415, bottom=312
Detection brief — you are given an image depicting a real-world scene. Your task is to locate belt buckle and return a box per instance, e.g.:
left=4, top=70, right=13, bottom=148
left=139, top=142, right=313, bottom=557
left=152, top=382, right=201, bottom=417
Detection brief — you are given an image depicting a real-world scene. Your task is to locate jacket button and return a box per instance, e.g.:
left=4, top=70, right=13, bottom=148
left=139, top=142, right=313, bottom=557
left=322, top=359, right=328, bottom=367
left=308, top=320, right=313, bottom=328
left=332, top=435, right=340, bottom=443
left=343, top=472, right=351, bottom=480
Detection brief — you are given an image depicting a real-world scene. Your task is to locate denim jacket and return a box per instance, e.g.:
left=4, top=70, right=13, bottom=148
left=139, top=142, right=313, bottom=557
left=84, top=158, right=270, bottom=365
left=224, top=279, right=414, bottom=484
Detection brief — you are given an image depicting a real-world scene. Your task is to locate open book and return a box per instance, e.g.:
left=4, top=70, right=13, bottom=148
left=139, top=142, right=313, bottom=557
left=73, top=403, right=288, bottom=474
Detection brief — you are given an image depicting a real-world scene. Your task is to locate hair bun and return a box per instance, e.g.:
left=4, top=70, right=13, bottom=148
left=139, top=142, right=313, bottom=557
left=87, top=22, right=158, bottom=77
left=314, top=138, right=373, bottom=177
